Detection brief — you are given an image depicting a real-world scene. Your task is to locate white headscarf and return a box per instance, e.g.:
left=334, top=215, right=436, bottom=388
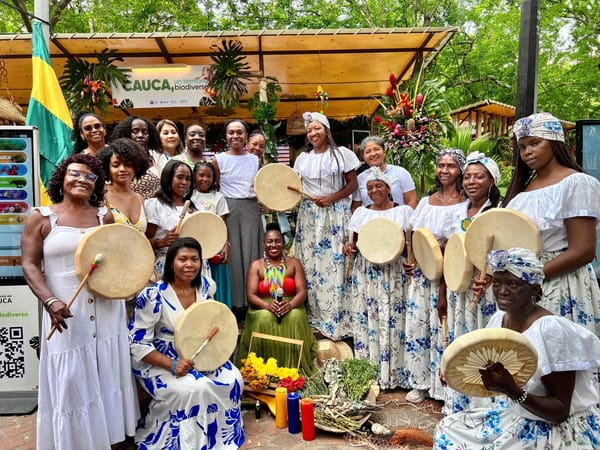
left=302, top=112, right=330, bottom=130
left=487, top=247, right=545, bottom=286
left=464, top=151, right=501, bottom=184
left=513, top=112, right=564, bottom=143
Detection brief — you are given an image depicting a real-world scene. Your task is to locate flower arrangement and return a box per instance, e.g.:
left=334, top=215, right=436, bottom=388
left=241, top=352, right=305, bottom=393
left=373, top=69, right=449, bottom=195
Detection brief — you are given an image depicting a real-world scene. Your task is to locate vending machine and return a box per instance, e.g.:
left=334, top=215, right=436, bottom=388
left=0, top=126, right=41, bottom=414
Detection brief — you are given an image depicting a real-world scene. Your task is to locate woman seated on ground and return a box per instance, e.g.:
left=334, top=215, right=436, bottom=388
left=237, top=222, right=318, bottom=376
left=129, top=237, right=245, bottom=450
left=434, top=247, right=600, bottom=449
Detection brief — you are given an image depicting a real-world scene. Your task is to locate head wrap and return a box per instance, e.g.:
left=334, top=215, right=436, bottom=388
left=364, top=166, right=393, bottom=191
left=303, top=112, right=330, bottom=130
left=464, top=151, right=501, bottom=184
left=487, top=247, right=545, bottom=286
left=513, top=112, right=564, bottom=143
left=437, top=148, right=466, bottom=173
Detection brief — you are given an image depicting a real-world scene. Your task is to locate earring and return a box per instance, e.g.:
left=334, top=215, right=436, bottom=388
left=90, top=193, right=98, bottom=202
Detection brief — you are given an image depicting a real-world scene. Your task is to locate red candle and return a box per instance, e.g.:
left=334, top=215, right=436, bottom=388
left=300, top=398, right=315, bottom=441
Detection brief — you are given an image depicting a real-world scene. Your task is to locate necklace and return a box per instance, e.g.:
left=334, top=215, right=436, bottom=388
left=438, top=191, right=461, bottom=204
left=263, top=252, right=286, bottom=298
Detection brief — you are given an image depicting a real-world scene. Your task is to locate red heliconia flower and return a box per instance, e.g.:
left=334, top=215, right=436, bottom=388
left=374, top=116, right=383, bottom=123
left=386, top=87, right=394, bottom=98
left=389, top=73, right=397, bottom=89
left=416, top=93, right=424, bottom=106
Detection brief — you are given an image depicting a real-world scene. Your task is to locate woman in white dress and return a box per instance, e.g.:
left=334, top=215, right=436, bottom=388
left=403, top=148, right=467, bottom=403
left=293, top=112, right=360, bottom=340
left=350, top=135, right=417, bottom=212
left=21, top=153, right=138, bottom=450
left=155, top=119, right=184, bottom=172
left=343, top=167, right=413, bottom=389
left=211, top=119, right=262, bottom=321
left=435, top=247, right=600, bottom=449
left=491, top=112, right=600, bottom=336
left=129, top=237, right=245, bottom=449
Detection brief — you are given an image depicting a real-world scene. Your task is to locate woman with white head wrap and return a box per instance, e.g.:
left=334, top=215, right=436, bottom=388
left=342, top=167, right=413, bottom=389
left=435, top=247, right=600, bottom=449
left=500, top=112, right=600, bottom=336
left=293, top=112, right=361, bottom=340
left=403, top=148, right=468, bottom=404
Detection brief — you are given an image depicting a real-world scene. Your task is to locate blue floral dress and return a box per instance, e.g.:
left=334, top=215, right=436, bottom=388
left=434, top=312, right=600, bottom=449
left=347, top=204, right=413, bottom=389
left=129, top=279, right=245, bottom=450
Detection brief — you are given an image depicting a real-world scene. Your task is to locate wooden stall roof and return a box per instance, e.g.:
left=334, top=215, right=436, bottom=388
left=0, top=27, right=457, bottom=125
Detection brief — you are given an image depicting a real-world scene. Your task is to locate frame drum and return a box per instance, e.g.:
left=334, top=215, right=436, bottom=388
left=74, top=223, right=155, bottom=299
left=174, top=300, right=238, bottom=371
left=464, top=208, right=541, bottom=272
left=412, top=228, right=443, bottom=281
left=440, top=327, right=538, bottom=397
left=444, top=233, right=474, bottom=292
left=357, top=218, right=405, bottom=265
left=254, top=163, right=302, bottom=211
left=179, top=211, right=227, bottom=259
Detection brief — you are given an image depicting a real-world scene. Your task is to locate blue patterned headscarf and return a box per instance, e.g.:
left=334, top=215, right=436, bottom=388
left=513, top=112, right=564, bottom=143
left=303, top=112, right=330, bottom=130
left=437, top=148, right=466, bottom=174
left=487, top=247, right=544, bottom=286
left=464, top=151, right=501, bottom=184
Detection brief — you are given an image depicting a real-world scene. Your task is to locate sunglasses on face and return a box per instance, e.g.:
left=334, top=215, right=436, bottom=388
left=82, top=123, right=104, bottom=132
left=67, top=169, right=98, bottom=183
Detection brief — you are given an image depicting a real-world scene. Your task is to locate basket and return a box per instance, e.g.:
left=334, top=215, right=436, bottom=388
left=243, top=331, right=303, bottom=397
left=0, top=97, right=26, bottom=124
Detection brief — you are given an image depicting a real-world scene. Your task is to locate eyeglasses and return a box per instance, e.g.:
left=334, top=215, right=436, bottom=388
left=82, top=123, right=104, bottom=132
left=67, top=169, right=98, bottom=183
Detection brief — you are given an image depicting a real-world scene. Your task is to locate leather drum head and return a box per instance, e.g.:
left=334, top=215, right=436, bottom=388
left=179, top=211, right=227, bottom=259
left=464, top=208, right=541, bottom=272
left=75, top=223, right=155, bottom=299
left=412, top=228, right=443, bottom=281
left=357, top=218, right=405, bottom=265
left=444, top=233, right=474, bottom=292
left=254, top=163, right=302, bottom=212
left=174, top=300, right=239, bottom=371
left=440, top=327, right=538, bottom=397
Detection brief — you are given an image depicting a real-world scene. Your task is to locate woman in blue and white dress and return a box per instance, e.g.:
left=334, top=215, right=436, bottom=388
left=343, top=167, right=413, bottom=389
left=293, top=112, right=360, bottom=340
left=403, top=148, right=467, bottom=403
left=129, top=237, right=245, bottom=450
left=499, top=112, right=600, bottom=336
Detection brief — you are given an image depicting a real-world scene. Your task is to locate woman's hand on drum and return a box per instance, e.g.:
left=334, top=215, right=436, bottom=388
left=47, top=300, right=73, bottom=333
left=161, top=228, right=180, bottom=249
left=174, top=358, right=195, bottom=377
left=342, top=242, right=357, bottom=257
left=403, top=261, right=416, bottom=275
left=478, top=362, right=518, bottom=396
left=472, top=274, right=492, bottom=297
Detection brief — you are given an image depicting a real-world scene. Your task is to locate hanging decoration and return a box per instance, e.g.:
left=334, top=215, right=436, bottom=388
left=314, top=85, right=328, bottom=113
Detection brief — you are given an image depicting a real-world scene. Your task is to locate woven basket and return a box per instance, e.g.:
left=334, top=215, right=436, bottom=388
left=0, top=97, right=26, bottom=124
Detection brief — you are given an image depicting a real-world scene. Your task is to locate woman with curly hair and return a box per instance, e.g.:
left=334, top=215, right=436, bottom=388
left=21, top=153, right=138, bottom=449
left=98, top=138, right=150, bottom=233
left=72, top=111, right=106, bottom=156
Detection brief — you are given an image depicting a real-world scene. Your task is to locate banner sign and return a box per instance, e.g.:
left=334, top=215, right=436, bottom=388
left=111, top=65, right=215, bottom=109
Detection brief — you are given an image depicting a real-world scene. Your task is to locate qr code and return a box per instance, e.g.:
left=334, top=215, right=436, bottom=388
left=0, top=326, right=25, bottom=378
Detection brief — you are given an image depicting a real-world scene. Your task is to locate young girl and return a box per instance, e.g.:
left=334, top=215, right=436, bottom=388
left=191, top=161, right=232, bottom=308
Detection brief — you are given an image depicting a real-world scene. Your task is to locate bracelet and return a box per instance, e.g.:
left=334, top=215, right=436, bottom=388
left=171, top=358, right=178, bottom=375
left=43, top=296, right=61, bottom=310
left=512, top=390, right=528, bottom=404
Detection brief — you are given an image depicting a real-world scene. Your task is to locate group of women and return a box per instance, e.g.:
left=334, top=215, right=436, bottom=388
left=20, top=109, right=600, bottom=449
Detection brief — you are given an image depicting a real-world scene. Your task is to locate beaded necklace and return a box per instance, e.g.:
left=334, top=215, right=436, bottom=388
left=263, top=252, right=286, bottom=298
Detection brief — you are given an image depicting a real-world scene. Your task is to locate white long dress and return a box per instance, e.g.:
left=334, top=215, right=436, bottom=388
left=434, top=312, right=600, bottom=449
left=129, top=279, right=245, bottom=449
left=347, top=205, right=413, bottom=389
left=36, top=207, right=138, bottom=450
left=404, top=197, right=467, bottom=400
left=507, top=173, right=600, bottom=336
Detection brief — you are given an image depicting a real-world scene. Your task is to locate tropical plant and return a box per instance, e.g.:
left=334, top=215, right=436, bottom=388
left=59, top=49, right=130, bottom=117
left=247, top=76, right=282, bottom=163
left=206, top=39, right=253, bottom=110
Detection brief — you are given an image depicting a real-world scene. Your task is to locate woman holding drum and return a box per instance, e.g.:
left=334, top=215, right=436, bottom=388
left=493, top=112, right=600, bottom=335
left=403, top=148, right=467, bottom=403
left=293, top=112, right=360, bottom=340
left=129, top=237, right=245, bottom=450
left=21, top=153, right=138, bottom=449
left=98, top=138, right=150, bottom=233
left=435, top=247, right=600, bottom=449
left=211, top=119, right=262, bottom=322
left=350, top=135, right=417, bottom=212
left=343, top=167, right=413, bottom=389
left=237, top=222, right=317, bottom=375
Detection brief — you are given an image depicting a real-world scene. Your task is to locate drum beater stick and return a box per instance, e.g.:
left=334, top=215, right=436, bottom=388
left=286, top=185, right=316, bottom=202
left=405, top=227, right=415, bottom=279
left=47, top=253, right=104, bottom=340
left=344, top=231, right=355, bottom=286
left=175, top=200, right=191, bottom=233
left=191, top=326, right=219, bottom=360
left=471, top=233, right=495, bottom=310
